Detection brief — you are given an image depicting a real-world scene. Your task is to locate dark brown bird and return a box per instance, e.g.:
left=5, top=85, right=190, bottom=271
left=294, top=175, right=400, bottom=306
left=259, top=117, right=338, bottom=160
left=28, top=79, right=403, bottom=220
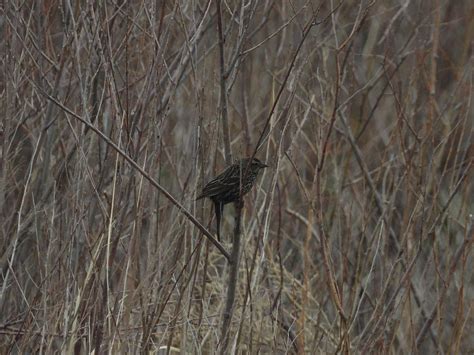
left=196, top=157, right=268, bottom=241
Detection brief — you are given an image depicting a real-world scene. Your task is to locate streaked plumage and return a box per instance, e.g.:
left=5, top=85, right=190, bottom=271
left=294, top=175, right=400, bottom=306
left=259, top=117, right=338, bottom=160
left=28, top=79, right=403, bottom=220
left=197, top=157, right=268, bottom=240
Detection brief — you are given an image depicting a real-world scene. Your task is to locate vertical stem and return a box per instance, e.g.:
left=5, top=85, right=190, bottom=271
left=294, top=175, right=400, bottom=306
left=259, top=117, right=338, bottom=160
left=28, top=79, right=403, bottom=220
left=216, top=1, right=238, bottom=352
left=298, top=202, right=312, bottom=352
left=220, top=200, right=243, bottom=354
left=216, top=0, right=232, bottom=165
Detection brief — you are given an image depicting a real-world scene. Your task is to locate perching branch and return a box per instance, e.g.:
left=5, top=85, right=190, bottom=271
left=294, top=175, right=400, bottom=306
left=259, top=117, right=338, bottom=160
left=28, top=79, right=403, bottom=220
left=34, top=84, right=231, bottom=262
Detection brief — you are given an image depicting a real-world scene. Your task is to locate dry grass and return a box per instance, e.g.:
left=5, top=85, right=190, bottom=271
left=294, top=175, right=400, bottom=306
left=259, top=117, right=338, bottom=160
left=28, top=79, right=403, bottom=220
left=1, top=1, right=473, bottom=353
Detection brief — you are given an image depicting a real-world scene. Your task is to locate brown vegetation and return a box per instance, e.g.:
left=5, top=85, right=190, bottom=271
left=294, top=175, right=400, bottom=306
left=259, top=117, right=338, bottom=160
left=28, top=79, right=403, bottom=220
left=1, top=1, right=473, bottom=353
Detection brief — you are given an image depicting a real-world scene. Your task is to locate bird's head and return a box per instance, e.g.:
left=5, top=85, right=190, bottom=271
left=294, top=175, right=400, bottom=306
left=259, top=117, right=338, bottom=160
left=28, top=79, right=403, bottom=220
left=238, top=157, right=268, bottom=170
left=251, top=157, right=269, bottom=169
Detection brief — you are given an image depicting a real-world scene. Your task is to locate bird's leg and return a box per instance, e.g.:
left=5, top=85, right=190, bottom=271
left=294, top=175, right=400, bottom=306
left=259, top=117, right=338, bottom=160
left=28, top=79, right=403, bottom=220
left=214, top=201, right=224, bottom=241
left=235, top=196, right=244, bottom=210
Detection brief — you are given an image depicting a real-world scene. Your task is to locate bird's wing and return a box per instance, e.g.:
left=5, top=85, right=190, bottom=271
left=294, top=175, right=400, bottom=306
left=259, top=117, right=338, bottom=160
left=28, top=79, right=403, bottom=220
left=198, top=164, right=241, bottom=198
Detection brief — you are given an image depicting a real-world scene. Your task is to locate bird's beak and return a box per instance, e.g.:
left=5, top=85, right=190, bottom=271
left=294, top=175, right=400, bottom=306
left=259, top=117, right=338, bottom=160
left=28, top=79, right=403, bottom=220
left=261, top=162, right=269, bottom=168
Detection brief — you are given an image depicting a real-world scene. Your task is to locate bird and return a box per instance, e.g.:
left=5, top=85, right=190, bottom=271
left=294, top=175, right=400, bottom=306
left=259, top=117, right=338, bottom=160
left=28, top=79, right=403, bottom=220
left=196, top=157, right=268, bottom=241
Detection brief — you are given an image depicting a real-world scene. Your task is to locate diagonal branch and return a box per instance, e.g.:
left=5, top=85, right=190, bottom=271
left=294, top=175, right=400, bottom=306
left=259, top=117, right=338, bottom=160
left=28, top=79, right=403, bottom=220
left=33, top=82, right=231, bottom=262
